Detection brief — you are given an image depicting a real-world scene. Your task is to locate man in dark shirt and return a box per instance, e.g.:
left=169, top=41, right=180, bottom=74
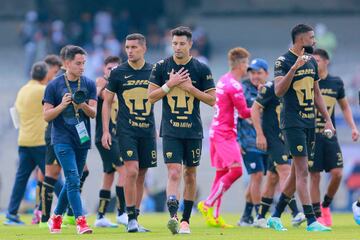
left=102, top=34, right=156, bottom=233
left=148, top=26, right=215, bottom=234
left=267, top=24, right=335, bottom=232
left=309, top=48, right=359, bottom=226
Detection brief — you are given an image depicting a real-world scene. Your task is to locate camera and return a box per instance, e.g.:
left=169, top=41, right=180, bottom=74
left=72, top=90, right=86, bottom=104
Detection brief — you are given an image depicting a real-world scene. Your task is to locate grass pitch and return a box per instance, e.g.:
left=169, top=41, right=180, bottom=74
left=1, top=213, right=359, bottom=240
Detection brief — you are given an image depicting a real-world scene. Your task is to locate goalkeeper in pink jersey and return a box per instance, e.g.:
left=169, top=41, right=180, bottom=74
left=198, top=47, right=251, bottom=227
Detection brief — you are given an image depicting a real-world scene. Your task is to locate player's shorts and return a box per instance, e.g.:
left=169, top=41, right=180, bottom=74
left=45, top=144, right=61, bottom=167
left=242, top=150, right=267, bottom=175
left=163, top=137, right=202, bottom=167
left=283, top=127, right=315, bottom=160
left=267, top=138, right=291, bottom=173
left=210, top=137, right=242, bottom=169
left=309, top=133, right=343, bottom=172
left=95, top=141, right=123, bottom=173
left=118, top=136, right=157, bottom=169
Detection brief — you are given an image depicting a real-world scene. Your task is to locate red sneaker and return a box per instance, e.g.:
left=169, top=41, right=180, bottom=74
left=49, top=215, right=62, bottom=234
left=319, top=205, right=332, bottom=227
left=76, top=216, right=93, bottom=234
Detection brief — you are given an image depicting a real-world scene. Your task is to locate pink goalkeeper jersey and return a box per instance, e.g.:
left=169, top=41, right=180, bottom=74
left=210, top=72, right=251, bottom=141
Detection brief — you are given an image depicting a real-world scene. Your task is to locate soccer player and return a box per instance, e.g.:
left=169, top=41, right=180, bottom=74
left=197, top=47, right=251, bottom=228
left=267, top=24, right=335, bottom=232
left=4, top=62, right=49, bottom=225
left=148, top=26, right=216, bottom=234
left=252, top=79, right=305, bottom=228
left=237, top=59, right=268, bottom=226
left=102, top=33, right=156, bottom=233
left=44, top=45, right=96, bottom=234
left=94, top=56, right=127, bottom=228
left=309, top=48, right=359, bottom=226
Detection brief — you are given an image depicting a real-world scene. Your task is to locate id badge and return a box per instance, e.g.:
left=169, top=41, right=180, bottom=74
left=75, top=121, right=90, bottom=144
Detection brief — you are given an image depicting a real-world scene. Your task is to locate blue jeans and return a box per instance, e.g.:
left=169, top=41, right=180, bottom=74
left=53, top=144, right=88, bottom=218
left=7, top=146, right=46, bottom=215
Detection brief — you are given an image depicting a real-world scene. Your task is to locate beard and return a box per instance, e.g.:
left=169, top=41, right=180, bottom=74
left=303, top=45, right=314, bottom=54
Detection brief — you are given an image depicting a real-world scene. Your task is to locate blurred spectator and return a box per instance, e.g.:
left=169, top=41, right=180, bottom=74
left=50, top=20, right=67, bottom=54
left=94, top=10, right=113, bottom=36
left=315, top=23, right=337, bottom=58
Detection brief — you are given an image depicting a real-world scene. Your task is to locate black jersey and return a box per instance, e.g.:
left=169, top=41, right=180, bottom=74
left=106, top=61, right=155, bottom=137
left=315, top=74, right=345, bottom=133
left=149, top=56, right=215, bottom=139
left=95, top=94, right=118, bottom=143
left=255, top=81, right=282, bottom=142
left=274, top=50, right=320, bottom=129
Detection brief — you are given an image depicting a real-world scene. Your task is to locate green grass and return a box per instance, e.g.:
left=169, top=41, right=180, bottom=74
left=1, top=213, right=360, bottom=240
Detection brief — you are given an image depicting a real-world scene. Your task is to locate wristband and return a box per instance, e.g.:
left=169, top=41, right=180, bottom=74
left=161, top=84, right=170, bottom=93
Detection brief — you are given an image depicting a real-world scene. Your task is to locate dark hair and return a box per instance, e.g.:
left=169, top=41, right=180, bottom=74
left=31, top=61, right=48, bottom=81
left=171, top=26, right=192, bottom=40
left=291, top=24, right=313, bottom=43
left=313, top=48, right=330, bottom=60
left=59, top=45, right=75, bottom=61
left=44, top=54, right=62, bottom=68
left=63, top=45, right=87, bottom=61
left=104, top=56, right=121, bottom=65
left=126, top=33, right=146, bottom=45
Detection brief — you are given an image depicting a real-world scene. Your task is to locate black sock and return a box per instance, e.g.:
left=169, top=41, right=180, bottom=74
left=41, top=177, right=56, bottom=222
left=312, top=202, right=321, bottom=218
left=97, top=189, right=111, bottom=219
left=322, top=194, right=333, bottom=208
left=288, top=197, right=299, bottom=217
left=167, top=195, right=179, bottom=218
left=116, top=186, right=126, bottom=216
left=80, top=170, right=89, bottom=193
left=36, top=181, right=43, bottom=209
left=303, top=205, right=316, bottom=225
left=135, top=208, right=140, bottom=219
left=127, top=206, right=136, bottom=221
left=272, top=193, right=291, bottom=218
left=181, top=200, right=194, bottom=224
left=258, top=197, right=273, bottom=219
left=243, top=202, right=254, bottom=218
left=254, top=204, right=260, bottom=216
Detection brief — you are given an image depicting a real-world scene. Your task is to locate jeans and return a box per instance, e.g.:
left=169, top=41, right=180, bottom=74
left=8, top=146, right=46, bottom=215
left=53, top=144, right=88, bottom=218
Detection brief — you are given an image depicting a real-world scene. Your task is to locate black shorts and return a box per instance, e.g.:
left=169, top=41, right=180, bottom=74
left=267, top=138, right=291, bottom=173
left=242, top=151, right=267, bottom=174
left=45, top=144, right=61, bottom=167
left=283, top=127, right=315, bottom=160
left=163, top=137, right=202, bottom=167
left=118, top=136, right=157, bottom=169
left=95, top=141, right=123, bottom=173
left=309, top=134, right=343, bottom=172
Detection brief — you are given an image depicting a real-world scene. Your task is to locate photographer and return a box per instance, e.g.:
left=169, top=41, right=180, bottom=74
left=43, top=45, right=96, bottom=234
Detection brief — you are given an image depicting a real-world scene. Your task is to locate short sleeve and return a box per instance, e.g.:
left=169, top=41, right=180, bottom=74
left=106, top=68, right=119, bottom=93
left=274, top=56, right=287, bottom=78
left=312, top=57, right=320, bottom=81
left=255, top=82, right=274, bottom=108
left=149, top=61, right=164, bottom=87
left=200, top=64, right=215, bottom=92
left=337, top=78, right=345, bottom=99
left=43, top=81, right=56, bottom=106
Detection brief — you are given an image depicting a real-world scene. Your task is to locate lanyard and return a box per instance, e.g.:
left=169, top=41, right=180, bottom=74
left=64, top=73, right=81, bottom=121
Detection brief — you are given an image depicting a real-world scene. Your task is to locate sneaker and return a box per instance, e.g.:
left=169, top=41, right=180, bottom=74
left=94, top=217, right=118, bottom=228
left=267, top=217, right=287, bottom=231
left=116, top=213, right=128, bottom=226
left=237, top=215, right=254, bottom=227
left=253, top=217, right=268, bottom=228
left=76, top=216, right=92, bottom=234
left=138, top=225, right=151, bottom=232
left=167, top=216, right=179, bottom=234
left=39, top=221, right=48, bottom=229
left=215, top=216, right=234, bottom=228
left=127, top=219, right=139, bottom=233
left=352, top=201, right=360, bottom=225
left=306, top=221, right=331, bottom=232
left=63, top=213, right=76, bottom=226
left=48, top=215, right=62, bottom=234
left=291, top=212, right=306, bottom=227
left=31, top=209, right=42, bottom=224
left=197, top=201, right=210, bottom=217
left=178, top=221, right=190, bottom=234
left=318, top=205, right=332, bottom=227
left=4, top=214, right=25, bottom=226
